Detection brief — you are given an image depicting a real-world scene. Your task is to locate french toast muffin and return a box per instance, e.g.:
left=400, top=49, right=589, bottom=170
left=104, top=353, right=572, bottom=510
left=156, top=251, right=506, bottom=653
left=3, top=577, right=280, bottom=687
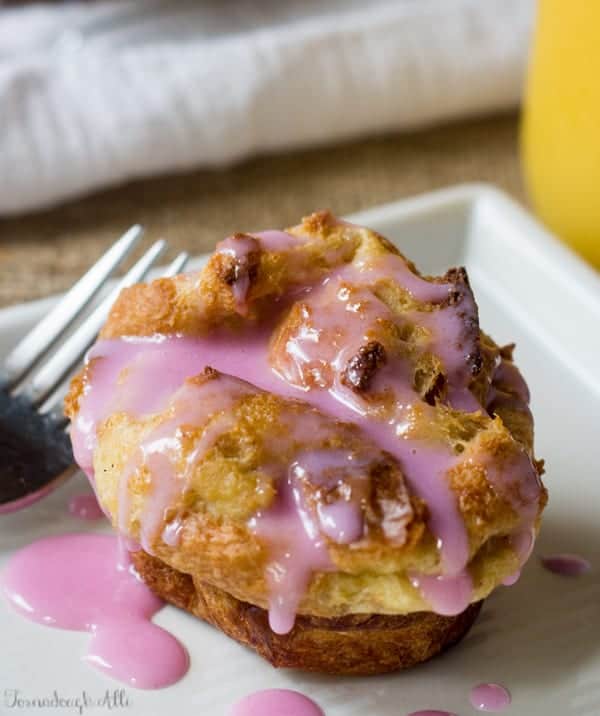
left=65, top=211, right=546, bottom=674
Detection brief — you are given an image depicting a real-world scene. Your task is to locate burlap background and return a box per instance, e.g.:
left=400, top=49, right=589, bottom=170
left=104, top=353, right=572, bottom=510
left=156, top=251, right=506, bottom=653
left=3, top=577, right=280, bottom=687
left=0, top=113, right=524, bottom=308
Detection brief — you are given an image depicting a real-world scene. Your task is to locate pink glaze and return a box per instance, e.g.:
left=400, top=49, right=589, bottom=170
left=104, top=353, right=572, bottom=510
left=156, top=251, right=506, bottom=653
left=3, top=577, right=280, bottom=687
left=79, top=333, right=472, bottom=624
left=162, top=515, right=184, bottom=547
left=118, top=374, right=247, bottom=553
left=252, top=230, right=303, bottom=251
left=269, top=274, right=472, bottom=576
left=473, top=453, right=540, bottom=575
left=511, top=528, right=535, bottom=563
left=469, top=683, right=511, bottom=712
left=216, top=231, right=304, bottom=313
left=290, top=449, right=377, bottom=544
left=217, top=231, right=300, bottom=260
left=409, top=571, right=473, bottom=616
left=358, top=253, right=450, bottom=303
left=72, top=335, right=253, bottom=479
left=249, top=428, right=414, bottom=631
left=1, top=534, right=188, bottom=689
left=229, top=689, right=324, bottom=716
left=117, top=534, right=141, bottom=570
left=501, top=570, right=521, bottom=586
left=541, top=553, right=591, bottom=576
left=68, top=493, right=104, bottom=520
left=341, top=256, right=481, bottom=412
left=71, top=335, right=211, bottom=478
left=317, top=500, right=363, bottom=544
left=68, top=230, right=542, bottom=631
left=0, top=480, right=62, bottom=514
left=250, top=469, right=333, bottom=634
left=216, top=234, right=260, bottom=312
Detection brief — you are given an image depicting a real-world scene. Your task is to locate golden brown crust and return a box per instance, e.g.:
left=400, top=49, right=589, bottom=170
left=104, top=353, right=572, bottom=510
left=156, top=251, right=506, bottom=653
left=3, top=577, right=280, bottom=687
left=132, top=549, right=482, bottom=675
left=86, top=378, right=531, bottom=617
left=66, top=210, right=546, bottom=620
left=96, top=213, right=417, bottom=340
left=64, top=368, right=86, bottom=419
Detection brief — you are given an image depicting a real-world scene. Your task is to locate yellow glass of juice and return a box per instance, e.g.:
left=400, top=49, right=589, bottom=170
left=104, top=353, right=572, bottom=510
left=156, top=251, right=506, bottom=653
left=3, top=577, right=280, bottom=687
left=521, top=1, right=600, bottom=268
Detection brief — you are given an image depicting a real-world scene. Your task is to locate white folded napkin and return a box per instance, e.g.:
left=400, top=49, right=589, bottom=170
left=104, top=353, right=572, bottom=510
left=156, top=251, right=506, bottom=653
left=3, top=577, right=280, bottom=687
left=0, top=0, right=533, bottom=215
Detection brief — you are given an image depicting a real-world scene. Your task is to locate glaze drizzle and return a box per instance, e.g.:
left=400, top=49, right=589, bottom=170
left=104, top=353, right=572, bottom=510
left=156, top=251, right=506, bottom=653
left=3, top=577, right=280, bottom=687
left=69, top=225, right=542, bottom=632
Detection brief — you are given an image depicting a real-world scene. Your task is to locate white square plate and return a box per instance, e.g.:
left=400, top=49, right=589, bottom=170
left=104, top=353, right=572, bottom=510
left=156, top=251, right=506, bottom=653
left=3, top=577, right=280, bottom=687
left=1, top=184, right=599, bottom=716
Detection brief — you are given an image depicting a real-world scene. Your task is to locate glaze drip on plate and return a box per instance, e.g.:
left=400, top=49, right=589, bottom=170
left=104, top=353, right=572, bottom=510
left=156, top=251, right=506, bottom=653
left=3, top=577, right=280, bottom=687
left=1, top=534, right=188, bottom=689
left=229, top=689, right=324, bottom=716
left=469, top=683, right=512, bottom=712
left=68, top=218, right=544, bottom=633
left=68, top=493, right=105, bottom=520
left=541, top=553, right=591, bottom=576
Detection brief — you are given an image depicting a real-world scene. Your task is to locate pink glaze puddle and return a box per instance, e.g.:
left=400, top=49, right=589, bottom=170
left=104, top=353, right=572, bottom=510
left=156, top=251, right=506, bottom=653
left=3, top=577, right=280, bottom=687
left=229, top=689, right=324, bottom=716
left=68, top=493, right=105, bottom=520
left=1, top=534, right=189, bottom=689
left=541, top=553, right=591, bottom=576
left=469, top=683, right=511, bottom=712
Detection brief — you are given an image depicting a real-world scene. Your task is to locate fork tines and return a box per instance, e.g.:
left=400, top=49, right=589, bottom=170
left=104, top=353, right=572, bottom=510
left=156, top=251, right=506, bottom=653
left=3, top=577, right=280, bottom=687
left=2, top=228, right=189, bottom=411
left=0, top=226, right=189, bottom=512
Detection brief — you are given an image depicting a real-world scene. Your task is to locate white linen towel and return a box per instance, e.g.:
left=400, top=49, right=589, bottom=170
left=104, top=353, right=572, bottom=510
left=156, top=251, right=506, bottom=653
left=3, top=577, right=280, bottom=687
left=0, top=0, right=534, bottom=215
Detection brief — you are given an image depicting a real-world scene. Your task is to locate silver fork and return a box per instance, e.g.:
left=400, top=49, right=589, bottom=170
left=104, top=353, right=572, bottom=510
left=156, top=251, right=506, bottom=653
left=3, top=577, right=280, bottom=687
left=0, top=227, right=189, bottom=514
